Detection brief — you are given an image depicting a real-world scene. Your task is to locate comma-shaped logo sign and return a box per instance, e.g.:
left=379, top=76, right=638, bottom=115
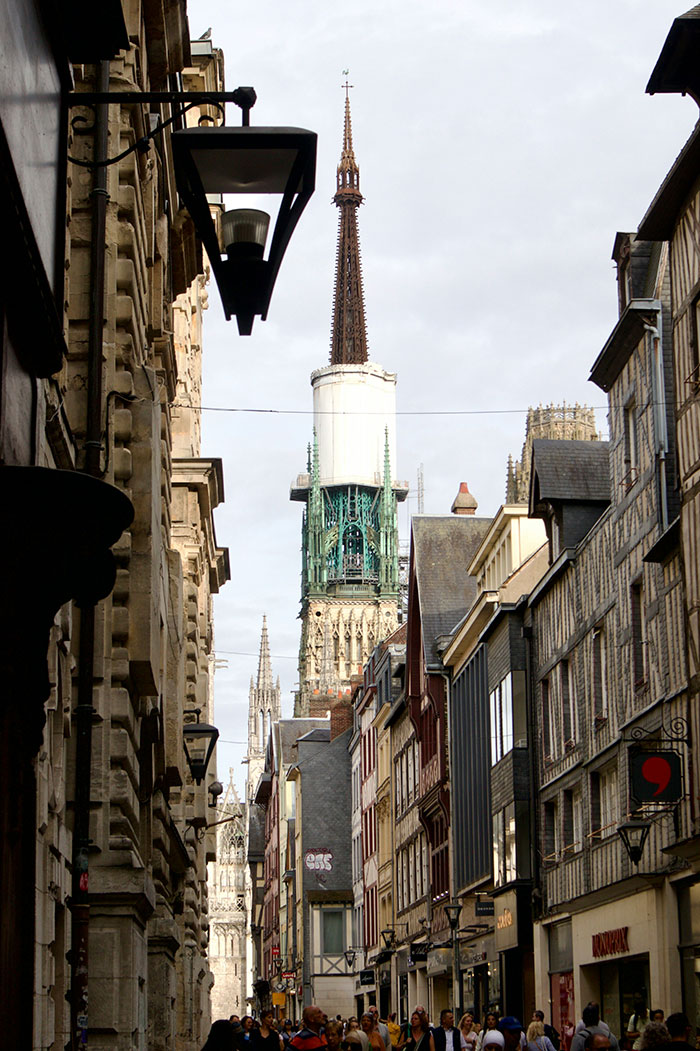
left=629, top=749, right=683, bottom=804
left=304, top=850, right=333, bottom=872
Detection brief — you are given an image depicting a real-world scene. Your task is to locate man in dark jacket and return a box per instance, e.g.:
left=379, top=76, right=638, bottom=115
left=433, top=1011, right=461, bottom=1051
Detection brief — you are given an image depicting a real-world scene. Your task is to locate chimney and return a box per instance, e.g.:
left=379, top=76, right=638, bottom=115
left=451, top=481, right=478, bottom=515
left=330, top=697, right=353, bottom=740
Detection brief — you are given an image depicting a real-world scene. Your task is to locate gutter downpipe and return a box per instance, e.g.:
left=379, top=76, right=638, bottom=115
left=70, top=58, right=110, bottom=1050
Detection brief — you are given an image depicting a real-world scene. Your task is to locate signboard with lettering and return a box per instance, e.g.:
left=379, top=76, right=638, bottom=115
left=494, top=891, right=519, bottom=951
left=271, top=946, right=280, bottom=957
left=360, top=968, right=375, bottom=986
left=475, top=899, right=495, bottom=917
left=591, top=927, right=629, bottom=958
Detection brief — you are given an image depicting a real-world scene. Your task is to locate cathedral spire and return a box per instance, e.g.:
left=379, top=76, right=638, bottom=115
left=256, top=614, right=273, bottom=691
left=330, top=84, right=369, bottom=366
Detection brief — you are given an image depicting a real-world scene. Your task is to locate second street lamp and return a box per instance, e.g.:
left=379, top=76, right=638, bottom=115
left=443, top=900, right=463, bottom=1017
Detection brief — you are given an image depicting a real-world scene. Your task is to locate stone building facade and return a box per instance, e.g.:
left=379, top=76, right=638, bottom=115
left=209, top=775, right=247, bottom=1021
left=0, top=5, right=230, bottom=1047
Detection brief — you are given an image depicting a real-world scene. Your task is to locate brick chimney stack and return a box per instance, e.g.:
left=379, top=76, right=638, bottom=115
left=451, top=481, right=478, bottom=515
left=330, top=695, right=353, bottom=740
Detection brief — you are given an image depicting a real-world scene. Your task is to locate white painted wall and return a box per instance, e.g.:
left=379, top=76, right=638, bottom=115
left=312, top=363, right=397, bottom=487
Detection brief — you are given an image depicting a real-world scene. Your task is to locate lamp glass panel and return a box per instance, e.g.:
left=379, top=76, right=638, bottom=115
left=189, top=147, right=302, bottom=194
left=222, top=209, right=270, bottom=251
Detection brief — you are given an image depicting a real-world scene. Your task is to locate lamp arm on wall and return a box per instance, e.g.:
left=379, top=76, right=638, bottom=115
left=67, top=99, right=225, bottom=168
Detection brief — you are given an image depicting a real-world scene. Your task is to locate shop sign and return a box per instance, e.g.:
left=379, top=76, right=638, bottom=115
left=494, top=891, right=519, bottom=951
left=497, top=909, right=514, bottom=930
left=591, top=927, right=628, bottom=958
left=427, top=947, right=452, bottom=976
left=281, top=971, right=295, bottom=980
left=461, top=949, right=487, bottom=966
left=475, top=898, right=495, bottom=917
left=271, top=946, right=280, bottom=957
left=360, top=968, right=375, bottom=986
left=630, top=749, right=683, bottom=804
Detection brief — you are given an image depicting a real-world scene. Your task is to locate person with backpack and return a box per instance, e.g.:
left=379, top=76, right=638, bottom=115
left=571, top=1005, right=618, bottom=1051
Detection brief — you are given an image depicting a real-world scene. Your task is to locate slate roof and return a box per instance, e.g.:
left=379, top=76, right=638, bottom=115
left=529, top=439, right=610, bottom=509
left=276, top=717, right=328, bottom=765
left=297, top=727, right=331, bottom=743
left=247, top=803, right=266, bottom=859
left=411, top=514, right=491, bottom=669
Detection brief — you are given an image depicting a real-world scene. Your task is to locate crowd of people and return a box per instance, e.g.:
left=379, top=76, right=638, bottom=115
left=200, top=1002, right=698, bottom=1051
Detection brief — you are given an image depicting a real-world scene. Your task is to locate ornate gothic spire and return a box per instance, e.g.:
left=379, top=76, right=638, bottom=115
left=330, top=86, right=369, bottom=365
left=256, top=614, right=272, bottom=691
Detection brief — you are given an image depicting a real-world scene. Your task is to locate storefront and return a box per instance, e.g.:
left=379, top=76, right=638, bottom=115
left=461, top=935, right=499, bottom=1021
left=548, top=921, right=574, bottom=1050
left=677, top=880, right=700, bottom=1034
left=428, top=947, right=453, bottom=1017
left=494, top=889, right=534, bottom=1022
left=571, top=890, right=678, bottom=1039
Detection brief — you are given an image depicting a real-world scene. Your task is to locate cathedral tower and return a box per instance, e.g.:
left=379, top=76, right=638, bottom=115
left=245, top=615, right=281, bottom=801
left=291, top=89, right=407, bottom=717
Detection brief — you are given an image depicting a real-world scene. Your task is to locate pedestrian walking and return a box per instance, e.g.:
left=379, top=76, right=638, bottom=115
left=477, top=1014, right=501, bottom=1051
left=202, top=1020, right=237, bottom=1051
left=532, top=1012, right=560, bottom=1051
left=252, top=1010, right=284, bottom=1051
left=639, top=1024, right=671, bottom=1051
left=399, top=1011, right=436, bottom=1051
left=290, top=1006, right=328, bottom=1051
left=459, top=1013, right=478, bottom=1051
left=571, top=1005, right=619, bottom=1051
left=525, top=1020, right=557, bottom=1051
left=362, top=1012, right=387, bottom=1051
left=433, top=1011, right=461, bottom=1051
left=628, top=1002, right=650, bottom=1051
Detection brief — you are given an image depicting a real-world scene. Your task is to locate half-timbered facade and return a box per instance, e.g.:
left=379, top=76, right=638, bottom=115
left=528, top=230, right=689, bottom=1036
left=634, top=9, right=700, bottom=1021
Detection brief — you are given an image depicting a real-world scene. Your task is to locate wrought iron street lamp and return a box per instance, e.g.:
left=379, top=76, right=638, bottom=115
left=172, top=116, right=317, bottom=334
left=68, top=86, right=317, bottom=335
left=443, top=900, right=463, bottom=1017
left=344, top=949, right=357, bottom=970
left=618, top=819, right=651, bottom=865
left=381, top=928, right=396, bottom=951
left=183, top=709, right=219, bottom=784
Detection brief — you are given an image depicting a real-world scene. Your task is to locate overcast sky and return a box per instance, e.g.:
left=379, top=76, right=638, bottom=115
left=193, top=0, right=697, bottom=796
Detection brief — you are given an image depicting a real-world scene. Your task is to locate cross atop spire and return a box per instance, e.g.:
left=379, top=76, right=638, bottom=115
left=330, top=87, right=369, bottom=365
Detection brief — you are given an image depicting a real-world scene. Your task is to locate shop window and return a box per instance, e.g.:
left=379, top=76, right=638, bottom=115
left=490, top=673, right=514, bottom=765
left=592, top=624, right=608, bottom=723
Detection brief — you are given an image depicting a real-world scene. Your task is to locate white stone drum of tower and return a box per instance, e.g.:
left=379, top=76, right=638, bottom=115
left=311, top=361, right=398, bottom=487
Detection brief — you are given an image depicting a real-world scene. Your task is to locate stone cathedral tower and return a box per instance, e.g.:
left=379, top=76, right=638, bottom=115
left=291, top=90, right=407, bottom=717
left=245, top=615, right=281, bottom=800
